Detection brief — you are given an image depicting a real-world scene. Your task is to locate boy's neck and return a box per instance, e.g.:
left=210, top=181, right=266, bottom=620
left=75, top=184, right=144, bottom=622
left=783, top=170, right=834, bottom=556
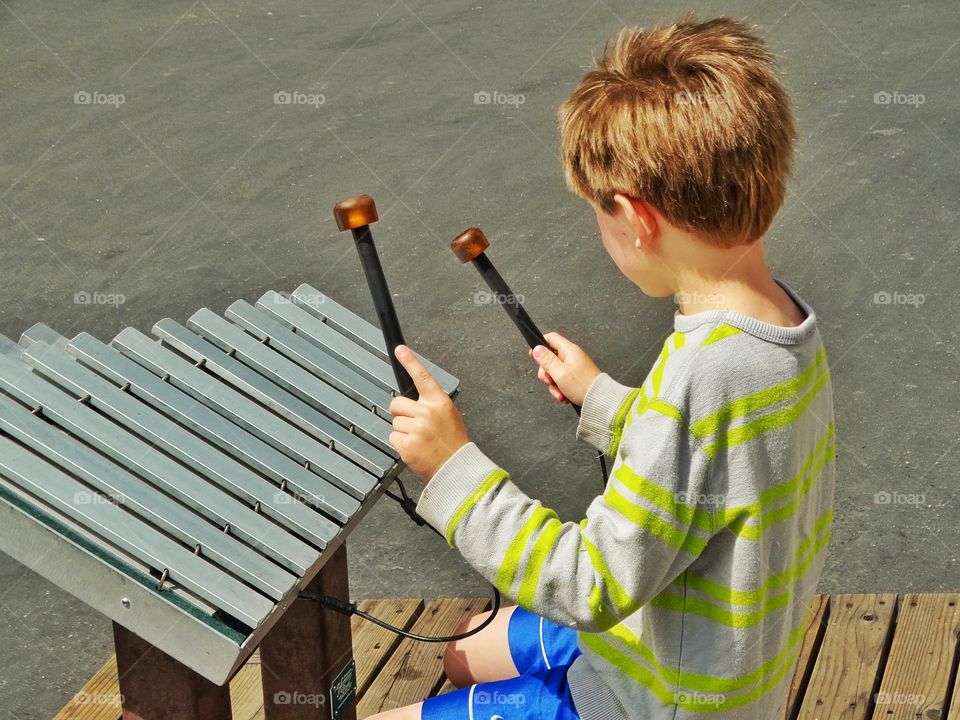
left=671, top=239, right=806, bottom=327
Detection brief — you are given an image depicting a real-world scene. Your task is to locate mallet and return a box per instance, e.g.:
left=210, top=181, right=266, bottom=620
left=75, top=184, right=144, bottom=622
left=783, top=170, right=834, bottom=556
left=452, top=227, right=609, bottom=482
left=452, top=227, right=585, bottom=412
left=334, top=194, right=417, bottom=400
left=451, top=227, right=552, bottom=357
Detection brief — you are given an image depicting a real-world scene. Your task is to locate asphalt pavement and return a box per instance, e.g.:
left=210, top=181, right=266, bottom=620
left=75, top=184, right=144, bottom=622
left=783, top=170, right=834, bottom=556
left=0, top=1, right=957, bottom=716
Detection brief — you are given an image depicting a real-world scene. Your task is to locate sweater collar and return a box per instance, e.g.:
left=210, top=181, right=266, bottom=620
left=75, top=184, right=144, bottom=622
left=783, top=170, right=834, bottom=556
left=672, top=277, right=817, bottom=345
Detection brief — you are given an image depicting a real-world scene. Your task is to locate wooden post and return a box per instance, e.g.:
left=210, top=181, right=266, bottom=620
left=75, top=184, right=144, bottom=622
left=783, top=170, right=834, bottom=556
left=113, top=621, right=233, bottom=720
left=261, top=542, right=357, bottom=720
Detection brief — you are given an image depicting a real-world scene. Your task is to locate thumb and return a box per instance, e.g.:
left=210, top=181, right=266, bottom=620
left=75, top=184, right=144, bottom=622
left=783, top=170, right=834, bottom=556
left=542, top=332, right=577, bottom=360
left=532, top=344, right=565, bottom=380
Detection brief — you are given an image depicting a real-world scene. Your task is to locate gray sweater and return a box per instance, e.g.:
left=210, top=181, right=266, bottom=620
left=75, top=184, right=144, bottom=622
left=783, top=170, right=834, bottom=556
left=416, top=278, right=836, bottom=719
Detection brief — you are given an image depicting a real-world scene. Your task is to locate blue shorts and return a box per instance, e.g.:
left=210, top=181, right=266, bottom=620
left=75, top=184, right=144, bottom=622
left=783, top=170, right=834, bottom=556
left=421, top=606, right=582, bottom=719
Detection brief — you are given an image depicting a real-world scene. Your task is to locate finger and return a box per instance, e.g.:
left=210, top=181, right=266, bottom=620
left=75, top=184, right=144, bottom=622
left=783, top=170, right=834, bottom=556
left=543, top=332, right=574, bottom=350
left=389, top=395, right=421, bottom=418
left=543, top=332, right=577, bottom=357
left=388, top=430, right=406, bottom=453
left=531, top=344, right=559, bottom=373
left=394, top=345, right=444, bottom=397
left=391, top=415, right=417, bottom=433
left=541, top=369, right=561, bottom=393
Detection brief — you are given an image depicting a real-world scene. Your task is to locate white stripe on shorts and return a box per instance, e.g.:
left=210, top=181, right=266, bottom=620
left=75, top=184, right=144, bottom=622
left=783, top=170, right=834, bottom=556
left=539, top=616, right=551, bottom=670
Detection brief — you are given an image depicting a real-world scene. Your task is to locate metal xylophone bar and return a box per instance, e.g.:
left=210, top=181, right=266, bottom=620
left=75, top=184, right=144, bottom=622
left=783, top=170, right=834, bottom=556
left=0, top=286, right=459, bottom=707
left=287, top=281, right=458, bottom=394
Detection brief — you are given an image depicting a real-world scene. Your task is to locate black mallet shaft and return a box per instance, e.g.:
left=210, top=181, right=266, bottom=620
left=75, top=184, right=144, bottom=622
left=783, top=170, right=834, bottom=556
left=452, top=227, right=581, bottom=417
left=334, top=194, right=417, bottom=400
left=452, top=227, right=609, bottom=486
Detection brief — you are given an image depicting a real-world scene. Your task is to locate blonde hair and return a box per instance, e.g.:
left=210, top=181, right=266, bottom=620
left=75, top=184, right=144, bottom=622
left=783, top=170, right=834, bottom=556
left=558, top=13, right=797, bottom=247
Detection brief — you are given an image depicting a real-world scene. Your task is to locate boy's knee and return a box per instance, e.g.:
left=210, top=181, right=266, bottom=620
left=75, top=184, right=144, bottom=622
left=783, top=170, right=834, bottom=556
left=442, top=610, right=491, bottom=687
left=365, top=701, right=422, bottom=720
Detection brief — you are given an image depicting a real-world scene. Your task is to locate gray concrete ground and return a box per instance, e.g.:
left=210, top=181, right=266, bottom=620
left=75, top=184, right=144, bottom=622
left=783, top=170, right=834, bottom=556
left=0, top=0, right=957, bottom=717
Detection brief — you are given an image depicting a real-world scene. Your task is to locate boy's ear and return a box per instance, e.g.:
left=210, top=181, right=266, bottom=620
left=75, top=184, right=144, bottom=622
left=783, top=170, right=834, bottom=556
left=612, top=193, right=657, bottom=248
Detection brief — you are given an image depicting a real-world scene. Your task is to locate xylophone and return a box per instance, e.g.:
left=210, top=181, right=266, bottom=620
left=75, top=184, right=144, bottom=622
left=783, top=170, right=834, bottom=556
left=0, top=277, right=458, bottom=719
left=1, top=193, right=604, bottom=720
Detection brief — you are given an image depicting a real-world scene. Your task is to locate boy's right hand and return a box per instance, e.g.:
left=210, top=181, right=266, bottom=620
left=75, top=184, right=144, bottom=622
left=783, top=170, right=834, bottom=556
left=528, top=332, right=602, bottom=407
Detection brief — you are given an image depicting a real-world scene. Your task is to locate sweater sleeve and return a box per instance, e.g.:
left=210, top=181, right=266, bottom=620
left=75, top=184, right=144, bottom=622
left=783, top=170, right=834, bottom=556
left=415, top=400, right=715, bottom=632
left=575, top=372, right=642, bottom=458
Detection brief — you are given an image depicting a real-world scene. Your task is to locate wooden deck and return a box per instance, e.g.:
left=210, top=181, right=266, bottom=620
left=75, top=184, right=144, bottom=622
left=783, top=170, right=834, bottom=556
left=56, top=593, right=960, bottom=720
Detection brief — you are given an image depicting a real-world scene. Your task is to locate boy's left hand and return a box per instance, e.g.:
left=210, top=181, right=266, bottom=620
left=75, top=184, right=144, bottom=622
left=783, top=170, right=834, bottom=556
left=388, top=344, right=469, bottom=482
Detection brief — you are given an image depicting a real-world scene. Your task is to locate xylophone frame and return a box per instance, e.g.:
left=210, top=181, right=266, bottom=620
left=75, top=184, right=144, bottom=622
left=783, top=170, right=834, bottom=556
left=0, top=284, right=459, bottom=720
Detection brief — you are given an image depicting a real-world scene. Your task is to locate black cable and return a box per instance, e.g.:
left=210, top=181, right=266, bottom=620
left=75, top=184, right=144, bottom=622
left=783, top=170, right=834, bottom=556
left=301, top=584, right=502, bottom=643
left=309, top=431, right=605, bottom=639
left=596, top=450, right=608, bottom=487
left=384, top=476, right=428, bottom=529
left=299, top=476, right=504, bottom=643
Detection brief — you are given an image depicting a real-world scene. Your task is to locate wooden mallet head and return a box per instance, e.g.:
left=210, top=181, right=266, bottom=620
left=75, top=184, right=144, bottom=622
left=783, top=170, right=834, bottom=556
left=333, top=194, right=379, bottom=231
left=451, top=227, right=490, bottom=264
left=333, top=193, right=417, bottom=399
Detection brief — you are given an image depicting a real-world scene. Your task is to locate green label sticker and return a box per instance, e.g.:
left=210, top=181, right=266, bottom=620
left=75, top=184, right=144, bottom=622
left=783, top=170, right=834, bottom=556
left=330, top=658, right=357, bottom=720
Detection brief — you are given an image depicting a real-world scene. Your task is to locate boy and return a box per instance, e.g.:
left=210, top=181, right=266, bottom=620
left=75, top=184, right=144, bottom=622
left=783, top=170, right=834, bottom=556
left=375, top=13, right=835, bottom=720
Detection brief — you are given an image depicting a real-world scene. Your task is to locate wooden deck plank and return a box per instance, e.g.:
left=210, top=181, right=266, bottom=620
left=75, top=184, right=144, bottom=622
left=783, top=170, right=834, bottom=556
left=434, top=678, right=457, bottom=697
left=56, top=593, right=960, bottom=720
left=356, top=597, right=490, bottom=718
left=872, top=593, right=960, bottom=720
left=53, top=598, right=451, bottom=720
left=216, top=599, right=428, bottom=720
left=229, top=652, right=265, bottom=720
left=779, top=594, right=830, bottom=720
left=53, top=655, right=122, bottom=720
left=795, top=593, right=897, bottom=720
left=351, top=598, right=425, bottom=697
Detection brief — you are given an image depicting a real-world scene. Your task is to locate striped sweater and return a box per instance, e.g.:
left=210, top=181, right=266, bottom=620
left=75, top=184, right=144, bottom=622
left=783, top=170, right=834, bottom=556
left=416, top=278, right=836, bottom=719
